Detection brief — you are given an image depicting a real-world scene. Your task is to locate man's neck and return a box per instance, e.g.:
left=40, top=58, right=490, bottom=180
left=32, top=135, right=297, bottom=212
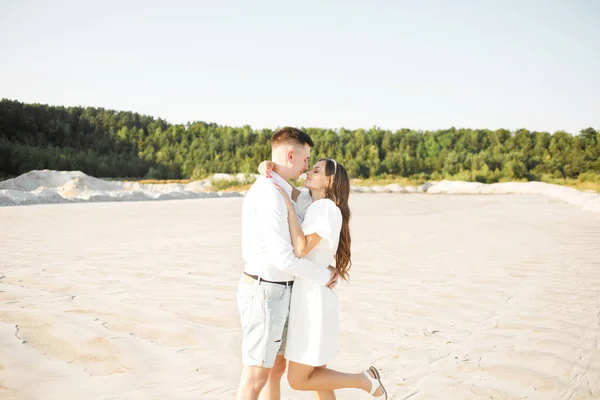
left=269, top=169, right=294, bottom=198
left=272, top=164, right=291, bottom=182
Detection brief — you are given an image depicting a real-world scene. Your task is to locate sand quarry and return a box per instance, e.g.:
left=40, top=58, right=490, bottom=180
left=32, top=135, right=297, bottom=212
left=1, top=171, right=600, bottom=399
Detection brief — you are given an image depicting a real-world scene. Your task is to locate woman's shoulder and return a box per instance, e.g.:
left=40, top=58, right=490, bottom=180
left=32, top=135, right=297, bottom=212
left=303, top=198, right=343, bottom=241
left=309, top=198, right=341, bottom=216
left=310, top=197, right=336, bottom=207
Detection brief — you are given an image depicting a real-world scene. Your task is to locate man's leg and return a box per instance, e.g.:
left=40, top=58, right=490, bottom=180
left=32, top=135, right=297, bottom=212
left=236, top=277, right=291, bottom=399
left=236, top=364, right=271, bottom=400
left=258, top=354, right=286, bottom=400
left=236, top=275, right=272, bottom=400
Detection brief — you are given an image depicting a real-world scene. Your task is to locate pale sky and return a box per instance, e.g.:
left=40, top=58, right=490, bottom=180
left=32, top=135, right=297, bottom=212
left=1, top=0, right=599, bottom=134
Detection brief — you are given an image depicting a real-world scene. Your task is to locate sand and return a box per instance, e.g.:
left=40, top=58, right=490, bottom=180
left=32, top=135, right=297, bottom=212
left=1, top=194, right=599, bottom=399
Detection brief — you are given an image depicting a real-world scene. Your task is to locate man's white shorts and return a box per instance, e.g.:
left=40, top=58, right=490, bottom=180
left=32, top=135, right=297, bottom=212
left=236, top=274, right=292, bottom=368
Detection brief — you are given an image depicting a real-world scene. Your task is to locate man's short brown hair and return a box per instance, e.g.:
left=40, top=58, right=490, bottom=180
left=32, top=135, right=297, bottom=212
left=271, top=127, right=315, bottom=148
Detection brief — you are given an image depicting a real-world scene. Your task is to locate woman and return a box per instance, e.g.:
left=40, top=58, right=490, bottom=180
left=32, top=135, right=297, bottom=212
left=259, top=158, right=387, bottom=400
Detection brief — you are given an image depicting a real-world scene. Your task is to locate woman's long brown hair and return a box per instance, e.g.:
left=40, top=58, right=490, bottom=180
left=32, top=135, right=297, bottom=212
left=320, top=158, right=352, bottom=281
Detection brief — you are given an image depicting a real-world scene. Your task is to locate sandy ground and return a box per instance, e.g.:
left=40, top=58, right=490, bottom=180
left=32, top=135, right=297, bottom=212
left=1, top=194, right=599, bottom=400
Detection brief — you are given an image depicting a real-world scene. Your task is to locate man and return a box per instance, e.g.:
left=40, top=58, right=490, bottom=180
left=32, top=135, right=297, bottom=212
left=236, top=127, right=338, bottom=400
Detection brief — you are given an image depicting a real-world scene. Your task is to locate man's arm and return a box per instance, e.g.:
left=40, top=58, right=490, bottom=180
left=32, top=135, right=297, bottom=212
left=256, top=186, right=331, bottom=285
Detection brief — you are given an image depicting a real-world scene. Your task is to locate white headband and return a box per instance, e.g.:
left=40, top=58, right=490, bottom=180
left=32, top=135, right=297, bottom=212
left=330, top=159, right=337, bottom=176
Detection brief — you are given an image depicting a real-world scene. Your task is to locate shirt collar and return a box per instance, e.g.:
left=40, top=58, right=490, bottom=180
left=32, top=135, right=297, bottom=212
left=269, top=171, right=293, bottom=198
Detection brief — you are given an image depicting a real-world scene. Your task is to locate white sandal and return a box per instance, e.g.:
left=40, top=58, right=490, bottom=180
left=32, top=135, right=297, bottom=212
left=363, top=366, right=388, bottom=399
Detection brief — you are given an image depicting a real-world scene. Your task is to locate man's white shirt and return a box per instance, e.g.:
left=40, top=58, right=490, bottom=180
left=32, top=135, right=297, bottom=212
left=241, top=172, right=330, bottom=285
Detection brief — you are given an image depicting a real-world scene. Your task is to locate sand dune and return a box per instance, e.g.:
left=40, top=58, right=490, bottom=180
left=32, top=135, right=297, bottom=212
left=0, top=170, right=243, bottom=206
left=1, top=194, right=600, bottom=399
left=1, top=170, right=599, bottom=213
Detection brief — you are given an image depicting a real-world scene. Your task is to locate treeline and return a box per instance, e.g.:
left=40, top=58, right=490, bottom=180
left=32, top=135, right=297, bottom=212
left=1, top=99, right=598, bottom=183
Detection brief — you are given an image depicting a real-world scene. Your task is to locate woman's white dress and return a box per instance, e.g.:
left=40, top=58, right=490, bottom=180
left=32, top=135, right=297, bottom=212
left=285, top=197, right=343, bottom=367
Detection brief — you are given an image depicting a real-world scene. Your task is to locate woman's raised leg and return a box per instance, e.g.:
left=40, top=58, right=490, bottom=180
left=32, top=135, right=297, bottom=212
left=312, top=366, right=336, bottom=400
left=287, top=361, right=384, bottom=396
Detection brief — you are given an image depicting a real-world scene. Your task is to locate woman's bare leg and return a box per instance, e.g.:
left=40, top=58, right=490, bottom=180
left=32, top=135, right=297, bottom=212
left=287, top=361, right=383, bottom=396
left=312, top=366, right=336, bottom=400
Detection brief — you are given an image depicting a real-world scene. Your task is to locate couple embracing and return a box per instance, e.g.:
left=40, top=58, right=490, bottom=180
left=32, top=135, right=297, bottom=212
left=236, top=127, right=387, bottom=400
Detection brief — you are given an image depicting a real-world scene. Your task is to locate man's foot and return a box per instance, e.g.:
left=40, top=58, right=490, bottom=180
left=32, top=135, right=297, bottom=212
left=363, top=366, right=387, bottom=398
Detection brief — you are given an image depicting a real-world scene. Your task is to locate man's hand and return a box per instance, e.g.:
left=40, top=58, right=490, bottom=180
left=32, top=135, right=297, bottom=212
left=326, top=266, right=338, bottom=289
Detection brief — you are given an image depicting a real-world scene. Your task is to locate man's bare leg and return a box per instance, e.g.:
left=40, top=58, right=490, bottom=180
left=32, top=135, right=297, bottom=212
left=236, top=363, right=271, bottom=400
left=258, top=355, right=286, bottom=400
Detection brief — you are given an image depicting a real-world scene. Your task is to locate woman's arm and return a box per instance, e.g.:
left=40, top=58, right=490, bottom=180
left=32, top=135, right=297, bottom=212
left=275, top=187, right=338, bottom=288
left=286, top=205, right=321, bottom=258
left=275, top=184, right=321, bottom=257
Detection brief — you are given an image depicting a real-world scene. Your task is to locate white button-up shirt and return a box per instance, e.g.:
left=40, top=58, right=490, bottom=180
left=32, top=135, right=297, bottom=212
left=241, top=172, right=330, bottom=285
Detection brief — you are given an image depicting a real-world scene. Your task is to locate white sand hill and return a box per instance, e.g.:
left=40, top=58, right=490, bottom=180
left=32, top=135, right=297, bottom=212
left=1, top=193, right=599, bottom=399
left=1, top=170, right=599, bottom=213
left=0, top=170, right=243, bottom=206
